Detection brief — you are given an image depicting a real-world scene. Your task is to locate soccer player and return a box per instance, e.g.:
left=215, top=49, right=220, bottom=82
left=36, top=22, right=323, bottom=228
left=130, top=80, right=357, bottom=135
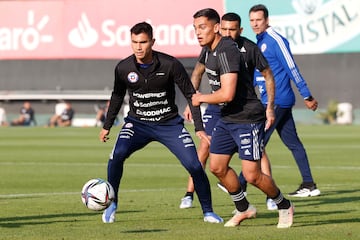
left=10, top=101, right=36, bottom=126
left=243, top=4, right=320, bottom=197
left=48, top=101, right=74, bottom=127
left=180, top=12, right=277, bottom=211
left=99, top=21, right=223, bottom=224
left=192, top=8, right=293, bottom=228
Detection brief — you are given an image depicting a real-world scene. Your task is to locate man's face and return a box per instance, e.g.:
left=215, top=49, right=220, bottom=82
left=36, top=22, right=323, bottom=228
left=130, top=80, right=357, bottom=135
left=220, top=20, right=243, bottom=40
left=193, top=16, right=219, bottom=47
left=249, top=10, right=269, bottom=35
left=131, top=32, right=154, bottom=63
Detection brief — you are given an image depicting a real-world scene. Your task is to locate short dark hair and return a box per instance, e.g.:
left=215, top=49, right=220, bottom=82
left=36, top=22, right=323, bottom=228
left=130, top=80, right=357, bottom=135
left=193, top=8, right=220, bottom=23
left=130, top=22, right=153, bottom=39
left=221, top=12, right=241, bottom=27
left=249, top=4, right=269, bottom=19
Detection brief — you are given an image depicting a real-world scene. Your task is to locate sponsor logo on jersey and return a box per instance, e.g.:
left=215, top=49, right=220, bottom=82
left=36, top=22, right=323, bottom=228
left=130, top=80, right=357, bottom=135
left=133, top=99, right=168, bottom=108
left=133, top=92, right=166, bottom=98
left=136, top=107, right=171, bottom=117
left=244, top=149, right=251, bottom=156
left=127, top=72, right=139, bottom=83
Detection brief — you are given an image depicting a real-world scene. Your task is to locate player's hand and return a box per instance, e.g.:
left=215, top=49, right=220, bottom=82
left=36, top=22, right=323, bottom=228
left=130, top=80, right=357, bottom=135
left=192, top=92, right=202, bottom=107
left=304, top=97, right=318, bottom=111
left=183, top=105, right=193, bottom=122
left=196, top=131, right=210, bottom=145
left=265, top=108, right=275, bottom=130
left=99, top=129, right=110, bottom=142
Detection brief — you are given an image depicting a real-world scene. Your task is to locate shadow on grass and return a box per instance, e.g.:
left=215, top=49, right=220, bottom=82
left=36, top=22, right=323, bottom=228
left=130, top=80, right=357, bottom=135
left=216, top=188, right=360, bottom=228
left=0, top=209, right=143, bottom=228
left=253, top=188, right=360, bottom=227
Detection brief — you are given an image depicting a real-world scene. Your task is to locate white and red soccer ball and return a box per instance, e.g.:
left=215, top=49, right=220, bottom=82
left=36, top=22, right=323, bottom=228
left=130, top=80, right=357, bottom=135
left=81, top=178, right=115, bottom=211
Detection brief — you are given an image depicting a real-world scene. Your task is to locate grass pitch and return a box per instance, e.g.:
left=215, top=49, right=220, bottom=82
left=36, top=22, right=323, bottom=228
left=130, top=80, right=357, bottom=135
left=0, top=124, right=359, bottom=240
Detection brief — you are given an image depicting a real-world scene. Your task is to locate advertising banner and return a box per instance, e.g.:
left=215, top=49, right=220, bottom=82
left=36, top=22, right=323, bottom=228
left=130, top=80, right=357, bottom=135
left=226, top=0, right=360, bottom=54
left=2, top=0, right=357, bottom=58
left=0, top=0, right=225, bottom=59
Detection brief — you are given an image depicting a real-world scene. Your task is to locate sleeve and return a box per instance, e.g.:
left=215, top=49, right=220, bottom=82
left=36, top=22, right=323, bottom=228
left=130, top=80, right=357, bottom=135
left=219, top=41, right=241, bottom=75
left=275, top=40, right=312, bottom=98
left=197, top=48, right=207, bottom=65
left=172, top=59, right=204, bottom=132
left=253, top=45, right=269, bottom=73
left=103, top=65, right=127, bottom=130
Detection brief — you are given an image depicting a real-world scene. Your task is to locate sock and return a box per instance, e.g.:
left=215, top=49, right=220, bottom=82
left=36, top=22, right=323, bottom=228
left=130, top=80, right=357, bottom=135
left=184, top=192, right=193, bottom=199
left=229, top=189, right=249, bottom=212
left=271, top=191, right=291, bottom=209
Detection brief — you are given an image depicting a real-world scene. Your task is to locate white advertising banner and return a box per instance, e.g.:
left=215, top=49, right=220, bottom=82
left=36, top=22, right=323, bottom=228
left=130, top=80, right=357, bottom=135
left=226, top=0, right=360, bottom=54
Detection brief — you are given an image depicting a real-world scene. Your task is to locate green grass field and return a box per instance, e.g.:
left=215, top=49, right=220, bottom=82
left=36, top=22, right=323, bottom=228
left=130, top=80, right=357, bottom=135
left=0, top=124, right=359, bottom=240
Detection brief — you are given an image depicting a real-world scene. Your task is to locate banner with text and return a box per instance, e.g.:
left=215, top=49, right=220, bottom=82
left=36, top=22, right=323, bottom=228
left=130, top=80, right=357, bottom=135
left=0, top=0, right=224, bottom=59
left=225, top=0, right=360, bottom=54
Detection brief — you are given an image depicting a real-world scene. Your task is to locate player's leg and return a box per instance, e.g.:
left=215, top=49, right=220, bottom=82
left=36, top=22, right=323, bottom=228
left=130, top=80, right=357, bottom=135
left=108, top=119, right=151, bottom=202
left=238, top=122, right=293, bottom=228
left=180, top=137, right=210, bottom=208
left=276, top=108, right=320, bottom=197
left=236, top=114, right=278, bottom=195
left=103, top=117, right=151, bottom=223
left=158, top=116, right=222, bottom=222
left=209, top=120, right=255, bottom=227
left=180, top=108, right=218, bottom=208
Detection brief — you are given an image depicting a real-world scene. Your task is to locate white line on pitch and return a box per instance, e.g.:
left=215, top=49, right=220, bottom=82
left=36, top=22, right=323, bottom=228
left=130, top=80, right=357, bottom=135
left=0, top=188, right=183, bottom=198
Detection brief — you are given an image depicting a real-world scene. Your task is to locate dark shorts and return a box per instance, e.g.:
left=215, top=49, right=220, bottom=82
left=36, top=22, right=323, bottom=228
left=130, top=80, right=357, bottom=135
left=210, top=119, right=265, bottom=161
left=202, top=104, right=221, bottom=136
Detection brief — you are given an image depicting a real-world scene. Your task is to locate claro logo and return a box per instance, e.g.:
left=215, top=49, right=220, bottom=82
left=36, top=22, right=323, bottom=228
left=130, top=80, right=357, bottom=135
left=68, top=13, right=198, bottom=49
left=0, top=11, right=53, bottom=51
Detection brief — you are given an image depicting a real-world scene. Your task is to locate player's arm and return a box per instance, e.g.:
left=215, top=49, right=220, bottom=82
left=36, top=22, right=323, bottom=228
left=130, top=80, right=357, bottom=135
left=183, top=61, right=206, bottom=121
left=174, top=59, right=205, bottom=132
left=261, top=66, right=275, bottom=129
left=192, top=72, right=237, bottom=106
left=274, top=41, right=317, bottom=110
left=191, top=62, right=205, bottom=90
left=101, top=67, right=127, bottom=142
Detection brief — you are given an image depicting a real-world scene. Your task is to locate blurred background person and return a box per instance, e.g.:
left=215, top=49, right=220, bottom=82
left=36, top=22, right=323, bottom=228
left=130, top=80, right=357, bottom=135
left=0, top=105, right=8, bottom=126
left=48, top=101, right=75, bottom=127
left=10, top=101, right=36, bottom=126
left=95, top=100, right=110, bottom=127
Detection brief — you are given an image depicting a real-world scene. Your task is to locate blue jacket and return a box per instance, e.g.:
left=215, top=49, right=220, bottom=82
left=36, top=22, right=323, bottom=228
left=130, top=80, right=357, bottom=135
left=254, top=27, right=312, bottom=108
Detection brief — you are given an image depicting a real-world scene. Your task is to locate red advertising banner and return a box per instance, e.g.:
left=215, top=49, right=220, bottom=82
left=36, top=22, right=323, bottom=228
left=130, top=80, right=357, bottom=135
left=0, top=0, right=225, bottom=59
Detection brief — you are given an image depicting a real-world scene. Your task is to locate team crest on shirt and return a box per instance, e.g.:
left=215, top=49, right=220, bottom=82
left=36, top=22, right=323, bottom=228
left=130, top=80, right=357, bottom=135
left=261, top=43, right=267, bottom=53
left=127, top=72, right=139, bottom=83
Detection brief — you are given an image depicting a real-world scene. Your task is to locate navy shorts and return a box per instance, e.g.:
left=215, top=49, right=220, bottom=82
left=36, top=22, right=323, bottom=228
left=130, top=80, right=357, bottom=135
left=202, top=104, right=221, bottom=136
left=210, top=119, right=265, bottom=161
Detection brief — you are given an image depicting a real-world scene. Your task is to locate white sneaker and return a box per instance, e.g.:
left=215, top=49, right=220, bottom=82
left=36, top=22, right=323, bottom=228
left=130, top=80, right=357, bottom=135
left=277, top=202, right=294, bottom=228
left=288, top=183, right=321, bottom=197
left=266, top=198, right=278, bottom=210
left=102, top=202, right=117, bottom=223
left=224, top=205, right=257, bottom=227
left=179, top=196, right=193, bottom=209
left=203, top=212, right=224, bottom=223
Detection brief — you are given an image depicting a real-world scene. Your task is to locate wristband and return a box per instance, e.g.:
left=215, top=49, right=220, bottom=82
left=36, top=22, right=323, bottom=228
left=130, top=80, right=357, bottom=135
left=305, top=96, right=314, bottom=101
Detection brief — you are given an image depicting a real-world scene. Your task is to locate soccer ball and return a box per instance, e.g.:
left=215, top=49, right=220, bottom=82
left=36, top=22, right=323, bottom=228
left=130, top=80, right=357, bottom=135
left=81, top=178, right=115, bottom=211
